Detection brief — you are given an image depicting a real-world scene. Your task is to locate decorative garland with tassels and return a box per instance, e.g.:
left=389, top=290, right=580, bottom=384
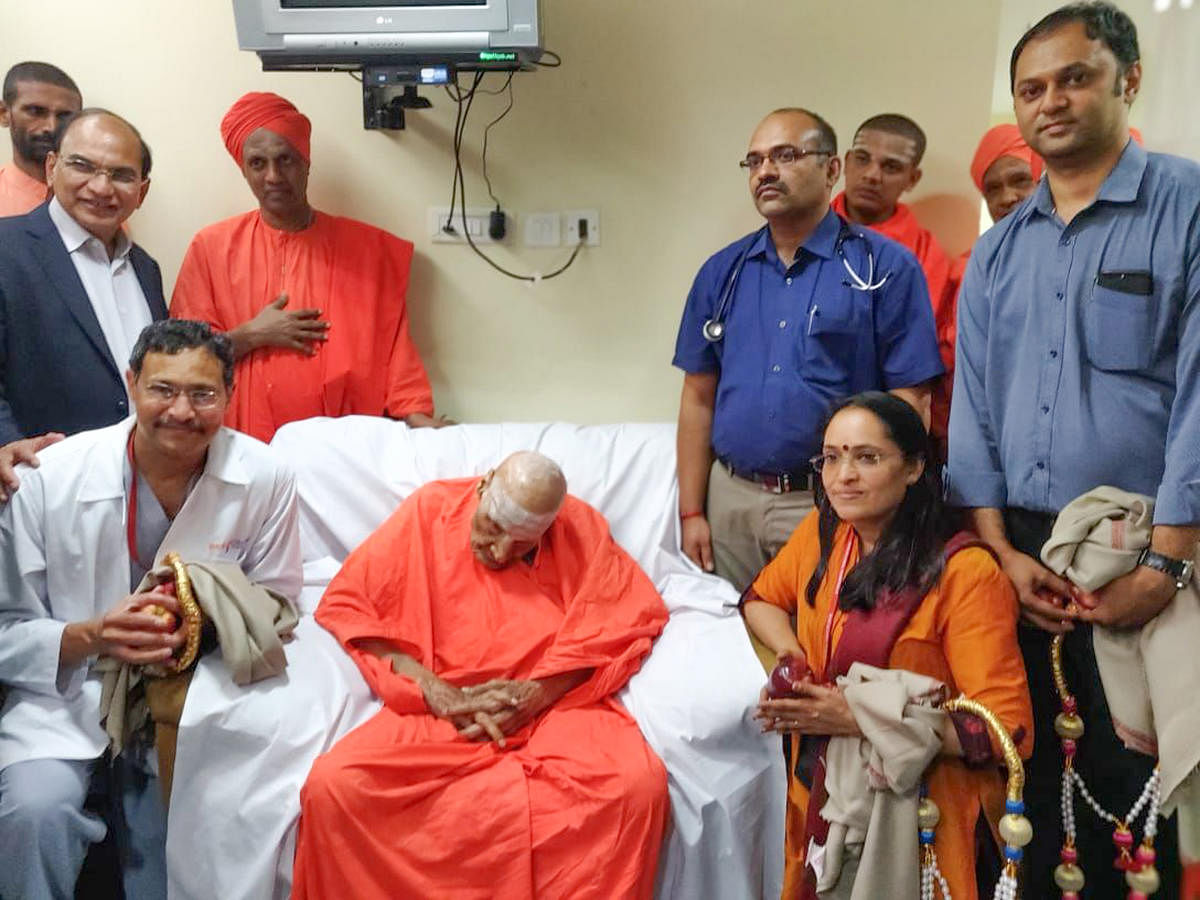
left=919, top=695, right=1029, bottom=900
left=1050, top=632, right=1163, bottom=899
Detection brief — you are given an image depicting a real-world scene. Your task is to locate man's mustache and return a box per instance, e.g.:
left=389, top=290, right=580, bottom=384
left=154, top=420, right=206, bottom=432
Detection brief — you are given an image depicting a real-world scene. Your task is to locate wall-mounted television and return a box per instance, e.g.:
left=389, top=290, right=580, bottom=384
left=232, top=0, right=543, bottom=70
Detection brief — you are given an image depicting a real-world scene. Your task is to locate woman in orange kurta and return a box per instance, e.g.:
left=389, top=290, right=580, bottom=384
left=743, top=391, right=1033, bottom=900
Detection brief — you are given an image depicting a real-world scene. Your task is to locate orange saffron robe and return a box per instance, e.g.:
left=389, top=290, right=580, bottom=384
left=750, top=513, right=1033, bottom=900
left=0, top=165, right=48, bottom=217
left=293, top=479, right=671, bottom=900
left=832, top=193, right=958, bottom=448
left=171, top=209, right=433, bottom=443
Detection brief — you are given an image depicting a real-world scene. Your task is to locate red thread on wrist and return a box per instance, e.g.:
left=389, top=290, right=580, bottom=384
left=679, top=510, right=703, bottom=521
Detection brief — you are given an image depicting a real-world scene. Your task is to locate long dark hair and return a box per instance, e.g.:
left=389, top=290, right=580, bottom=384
left=805, top=392, right=948, bottom=611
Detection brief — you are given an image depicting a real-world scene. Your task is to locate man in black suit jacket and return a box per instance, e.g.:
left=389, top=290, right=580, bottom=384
left=0, top=108, right=165, bottom=497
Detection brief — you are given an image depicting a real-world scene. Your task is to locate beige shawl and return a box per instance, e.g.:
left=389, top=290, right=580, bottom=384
left=97, top=560, right=299, bottom=755
left=812, top=663, right=947, bottom=900
left=1040, top=485, right=1200, bottom=819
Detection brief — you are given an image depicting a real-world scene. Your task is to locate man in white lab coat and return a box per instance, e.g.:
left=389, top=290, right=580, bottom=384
left=0, top=318, right=301, bottom=900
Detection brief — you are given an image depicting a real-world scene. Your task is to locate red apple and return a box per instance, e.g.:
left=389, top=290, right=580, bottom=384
left=767, top=654, right=810, bottom=699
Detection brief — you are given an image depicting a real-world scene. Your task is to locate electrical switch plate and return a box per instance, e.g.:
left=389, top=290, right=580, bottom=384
left=428, top=206, right=499, bottom=244
left=524, top=212, right=561, bottom=247
left=563, top=209, right=600, bottom=246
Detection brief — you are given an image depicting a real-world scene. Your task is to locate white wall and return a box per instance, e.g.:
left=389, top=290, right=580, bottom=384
left=3, top=0, right=1003, bottom=423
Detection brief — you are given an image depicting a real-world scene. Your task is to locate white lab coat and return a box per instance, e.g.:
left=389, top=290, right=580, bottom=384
left=0, top=418, right=301, bottom=771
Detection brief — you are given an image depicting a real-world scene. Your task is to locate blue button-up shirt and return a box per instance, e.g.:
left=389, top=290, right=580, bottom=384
left=947, top=141, right=1200, bottom=524
left=673, top=208, right=943, bottom=473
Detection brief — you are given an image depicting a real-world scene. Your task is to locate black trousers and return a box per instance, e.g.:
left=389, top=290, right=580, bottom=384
left=1005, top=508, right=1179, bottom=900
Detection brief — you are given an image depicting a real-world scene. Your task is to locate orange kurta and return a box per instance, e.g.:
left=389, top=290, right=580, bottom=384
left=751, top=512, right=1033, bottom=900
left=294, top=479, right=671, bottom=900
left=832, top=193, right=957, bottom=448
left=0, top=164, right=47, bottom=217
left=170, top=209, right=433, bottom=443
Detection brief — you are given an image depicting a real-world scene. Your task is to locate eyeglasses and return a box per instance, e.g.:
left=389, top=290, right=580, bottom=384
left=60, top=155, right=142, bottom=187
left=809, top=449, right=901, bottom=473
left=143, top=382, right=222, bottom=408
left=739, top=145, right=833, bottom=171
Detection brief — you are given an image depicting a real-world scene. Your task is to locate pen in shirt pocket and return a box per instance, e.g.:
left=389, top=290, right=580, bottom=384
left=808, top=305, right=819, bottom=335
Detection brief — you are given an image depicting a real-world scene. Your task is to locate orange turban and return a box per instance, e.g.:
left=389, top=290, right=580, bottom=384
left=220, top=92, right=312, bottom=166
left=969, top=124, right=1043, bottom=193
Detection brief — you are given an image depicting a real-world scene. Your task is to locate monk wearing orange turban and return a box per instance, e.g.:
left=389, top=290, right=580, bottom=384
left=171, top=91, right=447, bottom=443
left=970, top=123, right=1043, bottom=224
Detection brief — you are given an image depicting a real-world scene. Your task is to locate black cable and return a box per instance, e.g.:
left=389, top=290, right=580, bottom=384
left=446, top=70, right=583, bottom=282
left=451, top=71, right=481, bottom=238
left=442, top=70, right=478, bottom=231
left=481, top=73, right=515, bottom=208
left=533, top=50, right=562, bottom=67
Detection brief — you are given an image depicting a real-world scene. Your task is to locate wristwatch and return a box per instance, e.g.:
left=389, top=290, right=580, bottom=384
left=1136, top=548, right=1195, bottom=591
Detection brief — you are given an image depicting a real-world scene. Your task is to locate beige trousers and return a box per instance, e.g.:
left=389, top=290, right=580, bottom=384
left=707, top=459, right=815, bottom=593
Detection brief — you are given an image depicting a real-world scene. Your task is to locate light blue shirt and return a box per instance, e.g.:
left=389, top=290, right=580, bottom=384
left=947, top=140, right=1200, bottom=524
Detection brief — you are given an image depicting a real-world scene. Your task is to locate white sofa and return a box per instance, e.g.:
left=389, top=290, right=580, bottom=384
left=166, top=418, right=785, bottom=900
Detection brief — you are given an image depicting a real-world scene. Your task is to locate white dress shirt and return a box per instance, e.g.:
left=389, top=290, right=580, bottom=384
left=47, top=197, right=152, bottom=381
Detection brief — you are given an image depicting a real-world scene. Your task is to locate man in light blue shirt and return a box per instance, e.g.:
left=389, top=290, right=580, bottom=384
left=948, top=4, right=1196, bottom=896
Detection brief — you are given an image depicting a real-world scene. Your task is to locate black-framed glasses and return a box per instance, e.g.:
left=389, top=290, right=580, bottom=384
left=61, top=155, right=141, bottom=187
left=739, top=145, right=833, bottom=171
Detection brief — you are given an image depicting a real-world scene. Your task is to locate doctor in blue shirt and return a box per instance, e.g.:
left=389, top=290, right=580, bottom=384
left=948, top=4, right=1197, bottom=896
left=672, top=106, right=942, bottom=592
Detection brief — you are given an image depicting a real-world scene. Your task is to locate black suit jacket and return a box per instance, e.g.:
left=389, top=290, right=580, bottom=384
left=0, top=202, right=167, bottom=444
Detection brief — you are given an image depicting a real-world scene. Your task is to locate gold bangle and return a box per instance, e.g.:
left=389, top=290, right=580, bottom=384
left=145, top=552, right=203, bottom=677
left=944, top=695, right=1025, bottom=802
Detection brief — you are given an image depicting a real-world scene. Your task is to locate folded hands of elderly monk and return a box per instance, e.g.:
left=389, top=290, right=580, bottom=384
left=457, top=672, right=592, bottom=744
left=364, top=646, right=593, bottom=748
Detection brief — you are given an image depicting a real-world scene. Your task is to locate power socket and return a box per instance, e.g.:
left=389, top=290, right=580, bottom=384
left=563, top=209, right=600, bottom=246
left=427, top=206, right=499, bottom=244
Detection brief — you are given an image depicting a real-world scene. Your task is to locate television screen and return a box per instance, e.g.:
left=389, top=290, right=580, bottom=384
left=281, top=0, right=486, bottom=7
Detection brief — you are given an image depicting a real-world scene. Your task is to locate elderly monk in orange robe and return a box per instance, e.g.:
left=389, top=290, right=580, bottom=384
left=833, top=114, right=957, bottom=450
left=171, top=92, right=445, bottom=443
left=292, top=451, right=670, bottom=900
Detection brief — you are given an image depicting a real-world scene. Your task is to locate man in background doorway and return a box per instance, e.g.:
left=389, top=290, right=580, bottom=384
left=833, top=113, right=957, bottom=449
left=0, top=62, right=81, bottom=216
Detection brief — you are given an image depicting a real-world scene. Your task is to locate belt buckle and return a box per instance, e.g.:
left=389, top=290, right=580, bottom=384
left=761, top=473, right=788, bottom=494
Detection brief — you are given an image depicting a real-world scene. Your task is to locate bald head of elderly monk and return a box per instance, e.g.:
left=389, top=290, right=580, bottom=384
left=470, top=451, right=568, bottom=569
left=220, top=91, right=313, bottom=232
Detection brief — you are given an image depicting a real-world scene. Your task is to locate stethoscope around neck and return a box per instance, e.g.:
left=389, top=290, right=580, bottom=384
left=701, top=216, right=892, bottom=343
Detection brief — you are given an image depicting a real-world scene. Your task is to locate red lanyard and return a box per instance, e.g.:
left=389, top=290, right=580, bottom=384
left=126, top=432, right=139, bottom=564
left=819, top=532, right=858, bottom=682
